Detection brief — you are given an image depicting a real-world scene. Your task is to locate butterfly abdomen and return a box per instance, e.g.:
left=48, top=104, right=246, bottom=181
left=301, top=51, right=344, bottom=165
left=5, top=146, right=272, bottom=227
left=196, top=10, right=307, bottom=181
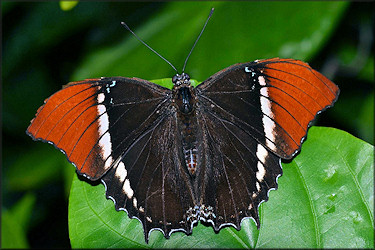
left=177, top=108, right=201, bottom=176
left=173, top=84, right=201, bottom=176
left=184, top=148, right=198, bottom=175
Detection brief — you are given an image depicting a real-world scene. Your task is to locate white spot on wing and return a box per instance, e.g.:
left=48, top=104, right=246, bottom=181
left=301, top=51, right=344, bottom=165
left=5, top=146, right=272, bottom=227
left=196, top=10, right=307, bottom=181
left=97, top=93, right=105, bottom=104
left=97, top=94, right=113, bottom=170
left=256, top=143, right=268, bottom=162
left=259, top=95, right=271, bottom=115
left=258, top=76, right=276, bottom=151
left=98, top=134, right=112, bottom=170
left=104, top=156, right=113, bottom=170
left=256, top=182, right=261, bottom=191
left=123, top=179, right=134, bottom=199
left=97, top=105, right=106, bottom=117
left=256, top=144, right=267, bottom=182
left=115, top=161, right=127, bottom=183
left=258, top=75, right=267, bottom=86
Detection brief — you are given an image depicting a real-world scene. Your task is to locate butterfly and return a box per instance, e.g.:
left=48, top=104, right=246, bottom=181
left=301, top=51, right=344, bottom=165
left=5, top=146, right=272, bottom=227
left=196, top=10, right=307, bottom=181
left=26, top=9, right=339, bottom=243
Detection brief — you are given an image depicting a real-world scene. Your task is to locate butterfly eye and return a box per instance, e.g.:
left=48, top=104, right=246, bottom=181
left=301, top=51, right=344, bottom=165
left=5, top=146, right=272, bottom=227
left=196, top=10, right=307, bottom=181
left=182, top=73, right=190, bottom=81
left=172, top=74, right=179, bottom=84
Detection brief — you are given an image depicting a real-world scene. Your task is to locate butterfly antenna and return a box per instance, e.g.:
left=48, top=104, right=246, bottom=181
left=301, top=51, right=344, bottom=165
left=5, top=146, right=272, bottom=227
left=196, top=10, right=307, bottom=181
left=182, top=8, right=214, bottom=73
left=121, top=21, right=178, bottom=74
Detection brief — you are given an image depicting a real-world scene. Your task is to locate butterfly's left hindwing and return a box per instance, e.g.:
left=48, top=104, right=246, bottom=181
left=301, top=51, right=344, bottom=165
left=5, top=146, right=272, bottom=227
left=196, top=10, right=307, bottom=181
left=102, top=108, right=196, bottom=240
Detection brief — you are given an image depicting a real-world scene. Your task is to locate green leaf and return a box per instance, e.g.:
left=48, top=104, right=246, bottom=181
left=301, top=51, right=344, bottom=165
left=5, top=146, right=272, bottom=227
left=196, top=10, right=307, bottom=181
left=150, top=78, right=200, bottom=90
left=1, top=1, right=17, bottom=14
left=59, top=1, right=79, bottom=11
left=5, top=145, right=66, bottom=191
left=1, top=193, right=36, bottom=248
left=72, top=1, right=348, bottom=82
left=332, top=91, right=374, bottom=145
left=3, top=2, right=110, bottom=135
left=63, top=161, right=76, bottom=198
left=68, top=127, right=374, bottom=248
left=258, top=127, right=374, bottom=248
left=358, top=56, right=374, bottom=82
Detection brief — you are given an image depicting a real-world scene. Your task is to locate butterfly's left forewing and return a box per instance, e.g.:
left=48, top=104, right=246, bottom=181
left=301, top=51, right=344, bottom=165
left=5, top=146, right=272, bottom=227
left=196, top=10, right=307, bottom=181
left=27, top=77, right=169, bottom=179
left=27, top=77, right=196, bottom=242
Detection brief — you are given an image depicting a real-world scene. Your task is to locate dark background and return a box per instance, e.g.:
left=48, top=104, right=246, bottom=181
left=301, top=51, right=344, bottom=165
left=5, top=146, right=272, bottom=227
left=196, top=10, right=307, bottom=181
left=2, top=1, right=373, bottom=248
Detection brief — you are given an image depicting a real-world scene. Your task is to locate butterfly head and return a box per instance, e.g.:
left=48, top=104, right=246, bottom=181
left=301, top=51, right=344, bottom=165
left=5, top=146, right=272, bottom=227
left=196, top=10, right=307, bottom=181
left=172, top=73, right=196, bottom=114
left=172, top=73, right=191, bottom=86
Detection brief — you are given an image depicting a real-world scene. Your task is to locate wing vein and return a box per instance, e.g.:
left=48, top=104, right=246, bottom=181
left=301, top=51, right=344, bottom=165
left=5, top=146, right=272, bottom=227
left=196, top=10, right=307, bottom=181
left=33, top=85, right=97, bottom=136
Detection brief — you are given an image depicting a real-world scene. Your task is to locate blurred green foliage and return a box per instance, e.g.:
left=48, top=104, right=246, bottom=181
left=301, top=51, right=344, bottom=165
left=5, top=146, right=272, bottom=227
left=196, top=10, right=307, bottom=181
left=2, top=1, right=373, bottom=248
left=59, top=1, right=79, bottom=11
left=1, top=193, right=35, bottom=248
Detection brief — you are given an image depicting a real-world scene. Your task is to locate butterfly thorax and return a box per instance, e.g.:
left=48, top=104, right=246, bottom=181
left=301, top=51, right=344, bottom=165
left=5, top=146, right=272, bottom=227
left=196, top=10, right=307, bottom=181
left=172, top=73, right=194, bottom=113
left=172, top=73, right=200, bottom=176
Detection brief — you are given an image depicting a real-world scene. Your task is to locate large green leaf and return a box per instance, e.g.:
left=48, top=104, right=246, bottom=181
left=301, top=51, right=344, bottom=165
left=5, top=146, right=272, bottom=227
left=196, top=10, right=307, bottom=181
left=68, top=127, right=374, bottom=248
left=257, top=127, right=374, bottom=248
left=72, top=1, right=348, bottom=82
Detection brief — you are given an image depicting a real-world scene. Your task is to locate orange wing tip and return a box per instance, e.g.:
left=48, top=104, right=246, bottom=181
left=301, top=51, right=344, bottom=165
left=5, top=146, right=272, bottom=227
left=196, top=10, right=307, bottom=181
left=26, top=79, right=113, bottom=180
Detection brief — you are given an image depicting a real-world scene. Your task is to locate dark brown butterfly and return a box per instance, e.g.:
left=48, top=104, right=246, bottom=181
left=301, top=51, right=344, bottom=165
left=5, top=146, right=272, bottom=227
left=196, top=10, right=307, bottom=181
left=26, top=9, right=339, bottom=242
